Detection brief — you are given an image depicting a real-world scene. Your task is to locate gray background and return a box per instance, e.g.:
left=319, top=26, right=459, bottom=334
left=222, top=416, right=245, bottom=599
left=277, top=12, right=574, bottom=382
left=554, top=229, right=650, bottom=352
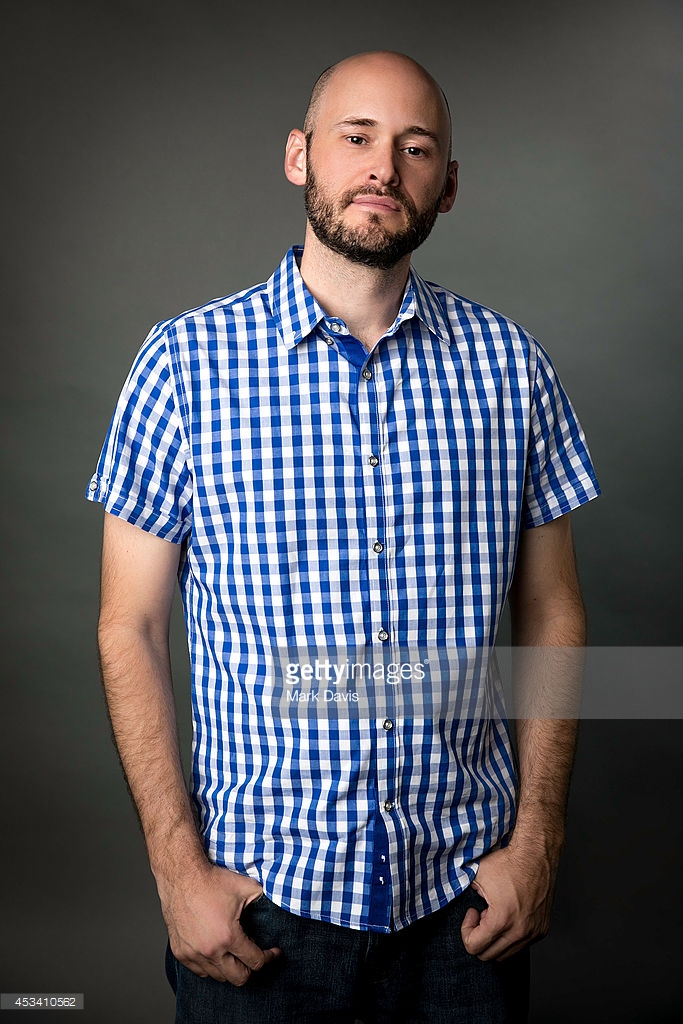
left=2, top=0, right=681, bottom=1020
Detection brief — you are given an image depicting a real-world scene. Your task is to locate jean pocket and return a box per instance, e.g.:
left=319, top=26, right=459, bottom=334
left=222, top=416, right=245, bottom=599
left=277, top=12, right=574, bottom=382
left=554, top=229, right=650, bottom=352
left=464, top=883, right=489, bottom=912
left=247, top=891, right=270, bottom=909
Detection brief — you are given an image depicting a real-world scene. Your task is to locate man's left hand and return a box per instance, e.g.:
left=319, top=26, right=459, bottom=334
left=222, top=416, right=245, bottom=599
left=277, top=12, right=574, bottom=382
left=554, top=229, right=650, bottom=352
left=460, top=845, right=558, bottom=961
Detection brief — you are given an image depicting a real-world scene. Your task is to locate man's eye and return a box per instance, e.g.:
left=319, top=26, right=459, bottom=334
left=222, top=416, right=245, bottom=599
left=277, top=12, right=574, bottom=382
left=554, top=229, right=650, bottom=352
left=347, top=136, right=366, bottom=145
left=405, top=146, right=426, bottom=157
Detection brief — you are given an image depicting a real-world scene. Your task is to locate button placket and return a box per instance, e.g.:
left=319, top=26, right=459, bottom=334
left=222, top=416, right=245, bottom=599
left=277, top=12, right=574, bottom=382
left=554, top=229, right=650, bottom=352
left=356, top=348, right=398, bottom=931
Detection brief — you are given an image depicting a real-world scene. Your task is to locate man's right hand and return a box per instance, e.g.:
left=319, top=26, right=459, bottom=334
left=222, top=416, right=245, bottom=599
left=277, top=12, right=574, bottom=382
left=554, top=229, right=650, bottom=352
left=159, top=861, right=281, bottom=986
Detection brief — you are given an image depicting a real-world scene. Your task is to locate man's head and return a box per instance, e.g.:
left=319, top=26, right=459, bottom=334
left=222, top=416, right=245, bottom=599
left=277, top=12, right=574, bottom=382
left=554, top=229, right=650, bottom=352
left=285, top=51, right=458, bottom=270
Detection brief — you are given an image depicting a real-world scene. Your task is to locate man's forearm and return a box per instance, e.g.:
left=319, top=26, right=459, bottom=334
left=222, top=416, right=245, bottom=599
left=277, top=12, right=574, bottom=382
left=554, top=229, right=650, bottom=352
left=509, top=592, right=585, bottom=853
left=509, top=717, right=577, bottom=865
left=97, top=619, right=205, bottom=882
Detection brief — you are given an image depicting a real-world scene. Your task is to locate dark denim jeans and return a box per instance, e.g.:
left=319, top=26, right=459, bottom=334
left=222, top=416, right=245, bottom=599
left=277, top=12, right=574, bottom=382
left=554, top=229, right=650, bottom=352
left=165, top=887, right=529, bottom=1023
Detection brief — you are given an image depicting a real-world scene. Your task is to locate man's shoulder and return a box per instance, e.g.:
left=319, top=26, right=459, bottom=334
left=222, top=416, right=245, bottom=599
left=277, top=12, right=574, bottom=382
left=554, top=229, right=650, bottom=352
left=416, top=274, right=537, bottom=356
left=154, top=279, right=270, bottom=339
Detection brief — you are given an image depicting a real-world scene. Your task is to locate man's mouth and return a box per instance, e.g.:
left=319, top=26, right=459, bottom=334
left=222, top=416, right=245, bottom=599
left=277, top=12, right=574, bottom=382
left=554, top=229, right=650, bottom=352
left=350, top=193, right=403, bottom=213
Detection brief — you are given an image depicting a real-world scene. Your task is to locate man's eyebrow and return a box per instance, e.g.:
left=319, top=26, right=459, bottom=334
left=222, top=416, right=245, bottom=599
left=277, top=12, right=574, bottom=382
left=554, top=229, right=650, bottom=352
left=333, top=118, right=380, bottom=130
left=333, top=118, right=442, bottom=145
left=403, top=125, right=441, bottom=144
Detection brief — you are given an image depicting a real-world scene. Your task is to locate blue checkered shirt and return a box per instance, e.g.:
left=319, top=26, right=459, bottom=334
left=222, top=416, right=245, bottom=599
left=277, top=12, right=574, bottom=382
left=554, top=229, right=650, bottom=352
left=87, top=246, right=600, bottom=932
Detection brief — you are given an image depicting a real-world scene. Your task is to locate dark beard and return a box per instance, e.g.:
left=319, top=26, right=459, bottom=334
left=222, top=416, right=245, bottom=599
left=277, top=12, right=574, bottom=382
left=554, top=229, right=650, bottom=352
left=304, top=171, right=443, bottom=270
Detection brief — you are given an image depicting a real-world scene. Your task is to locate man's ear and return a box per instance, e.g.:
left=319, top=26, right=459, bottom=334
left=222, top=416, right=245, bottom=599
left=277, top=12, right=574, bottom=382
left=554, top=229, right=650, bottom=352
left=438, top=160, right=458, bottom=213
left=284, top=129, right=307, bottom=186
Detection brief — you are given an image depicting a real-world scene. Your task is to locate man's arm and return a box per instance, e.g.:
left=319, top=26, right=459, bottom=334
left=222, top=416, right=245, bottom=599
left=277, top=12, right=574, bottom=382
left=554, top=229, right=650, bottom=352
left=98, top=512, right=280, bottom=984
left=461, top=512, right=584, bottom=961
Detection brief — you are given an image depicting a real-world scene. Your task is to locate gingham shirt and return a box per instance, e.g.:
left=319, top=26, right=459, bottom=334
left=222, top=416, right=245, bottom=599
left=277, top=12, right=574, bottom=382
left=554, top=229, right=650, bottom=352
left=87, top=246, right=600, bottom=933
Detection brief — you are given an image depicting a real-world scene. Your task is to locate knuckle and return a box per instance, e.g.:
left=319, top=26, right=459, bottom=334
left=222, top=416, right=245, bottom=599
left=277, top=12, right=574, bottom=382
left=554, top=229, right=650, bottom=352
left=200, top=943, right=225, bottom=961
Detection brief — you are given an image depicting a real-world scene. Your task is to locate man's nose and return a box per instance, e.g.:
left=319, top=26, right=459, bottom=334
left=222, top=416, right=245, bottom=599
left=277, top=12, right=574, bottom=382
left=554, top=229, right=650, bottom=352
left=366, top=145, right=400, bottom=187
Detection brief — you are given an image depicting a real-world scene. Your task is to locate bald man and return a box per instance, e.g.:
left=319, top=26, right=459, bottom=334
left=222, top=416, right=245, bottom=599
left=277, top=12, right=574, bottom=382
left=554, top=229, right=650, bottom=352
left=89, top=51, right=600, bottom=1023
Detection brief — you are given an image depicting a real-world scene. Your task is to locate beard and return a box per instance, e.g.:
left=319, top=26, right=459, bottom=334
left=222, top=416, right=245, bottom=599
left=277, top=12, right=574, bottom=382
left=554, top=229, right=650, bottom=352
left=304, top=168, right=445, bottom=270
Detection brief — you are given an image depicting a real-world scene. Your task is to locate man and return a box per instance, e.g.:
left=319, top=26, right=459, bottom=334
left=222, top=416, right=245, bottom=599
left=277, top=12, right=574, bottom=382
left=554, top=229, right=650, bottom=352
left=88, top=51, right=599, bottom=1023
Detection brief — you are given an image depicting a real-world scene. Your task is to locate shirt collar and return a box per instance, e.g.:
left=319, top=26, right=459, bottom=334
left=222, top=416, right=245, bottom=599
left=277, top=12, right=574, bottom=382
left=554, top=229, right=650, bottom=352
left=403, top=268, right=452, bottom=345
left=265, top=247, right=326, bottom=350
left=266, top=246, right=452, bottom=349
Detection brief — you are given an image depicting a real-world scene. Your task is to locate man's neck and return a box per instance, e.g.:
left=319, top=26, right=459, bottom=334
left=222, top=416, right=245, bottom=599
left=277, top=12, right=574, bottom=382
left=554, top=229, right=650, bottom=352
left=298, top=227, right=412, bottom=351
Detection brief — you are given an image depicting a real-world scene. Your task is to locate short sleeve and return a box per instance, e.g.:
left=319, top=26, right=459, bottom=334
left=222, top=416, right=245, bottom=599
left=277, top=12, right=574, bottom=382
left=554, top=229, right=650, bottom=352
left=85, top=325, right=192, bottom=543
left=523, top=344, right=600, bottom=528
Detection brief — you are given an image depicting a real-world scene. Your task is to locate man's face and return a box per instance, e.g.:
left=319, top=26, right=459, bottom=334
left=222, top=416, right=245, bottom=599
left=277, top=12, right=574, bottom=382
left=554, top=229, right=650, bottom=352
left=298, top=54, right=457, bottom=270
left=303, top=161, right=447, bottom=270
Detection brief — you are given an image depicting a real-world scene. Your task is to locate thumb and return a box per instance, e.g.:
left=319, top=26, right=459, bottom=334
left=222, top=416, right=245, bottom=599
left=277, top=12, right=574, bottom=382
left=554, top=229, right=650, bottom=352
left=461, top=906, right=481, bottom=951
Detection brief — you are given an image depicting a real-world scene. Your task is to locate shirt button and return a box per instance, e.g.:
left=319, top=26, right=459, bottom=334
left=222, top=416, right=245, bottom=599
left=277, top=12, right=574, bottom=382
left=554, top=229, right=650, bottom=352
left=368, top=455, right=379, bottom=467
left=330, top=322, right=342, bottom=333
left=324, top=335, right=334, bottom=345
left=380, top=854, right=387, bottom=863
left=379, top=876, right=385, bottom=885
left=88, top=477, right=98, bottom=491
left=373, top=541, right=384, bottom=553
left=377, top=630, right=389, bottom=642
left=383, top=718, right=393, bottom=731
left=383, top=799, right=394, bottom=812
left=362, top=368, right=372, bottom=380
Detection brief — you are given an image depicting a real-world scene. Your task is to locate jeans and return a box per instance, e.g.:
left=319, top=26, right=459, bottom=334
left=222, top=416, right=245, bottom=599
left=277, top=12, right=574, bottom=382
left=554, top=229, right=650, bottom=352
left=165, top=887, right=529, bottom=1023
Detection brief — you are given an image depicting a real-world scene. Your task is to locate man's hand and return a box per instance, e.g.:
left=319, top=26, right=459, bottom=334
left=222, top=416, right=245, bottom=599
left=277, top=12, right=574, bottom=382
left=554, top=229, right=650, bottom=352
left=461, top=844, right=558, bottom=962
left=160, top=861, right=281, bottom=986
